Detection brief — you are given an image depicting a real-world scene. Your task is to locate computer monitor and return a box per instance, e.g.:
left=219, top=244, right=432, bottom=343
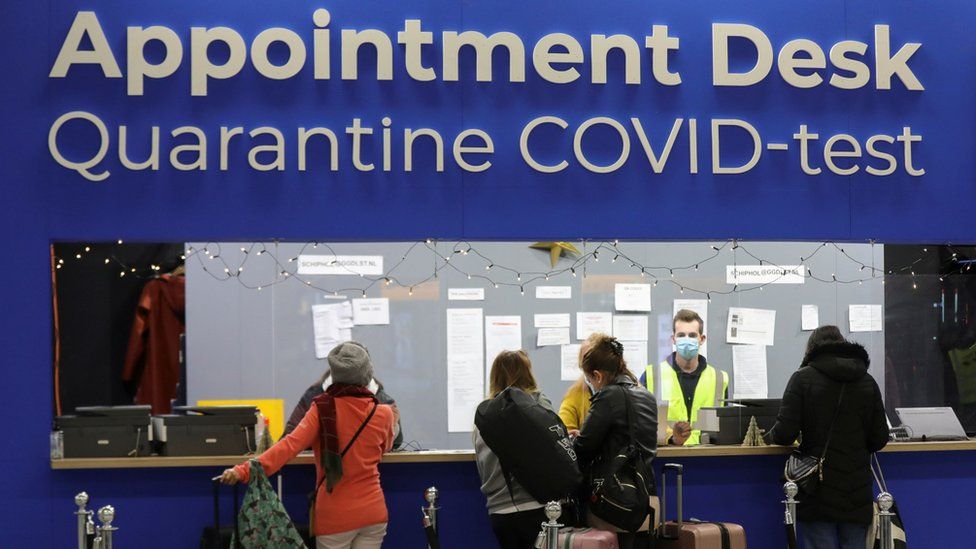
left=895, top=407, right=968, bottom=441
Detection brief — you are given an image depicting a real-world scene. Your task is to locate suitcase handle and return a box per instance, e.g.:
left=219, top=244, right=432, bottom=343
left=212, top=478, right=240, bottom=547
left=660, top=463, right=683, bottom=538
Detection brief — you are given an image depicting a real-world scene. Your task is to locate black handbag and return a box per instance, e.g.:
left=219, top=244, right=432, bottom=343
left=588, top=386, right=652, bottom=533
left=784, top=384, right=845, bottom=494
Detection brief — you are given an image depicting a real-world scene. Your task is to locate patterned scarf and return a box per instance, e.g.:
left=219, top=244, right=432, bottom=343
left=313, top=383, right=377, bottom=493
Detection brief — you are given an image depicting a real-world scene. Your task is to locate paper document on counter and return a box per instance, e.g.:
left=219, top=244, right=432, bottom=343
left=312, top=301, right=353, bottom=358
left=352, top=298, right=390, bottom=325
left=613, top=315, right=649, bottom=341
left=577, top=312, right=613, bottom=340
left=615, top=283, right=652, bottom=312
left=801, top=305, right=819, bottom=331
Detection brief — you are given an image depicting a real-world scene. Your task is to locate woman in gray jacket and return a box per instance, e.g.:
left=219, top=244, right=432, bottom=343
left=473, top=350, right=553, bottom=549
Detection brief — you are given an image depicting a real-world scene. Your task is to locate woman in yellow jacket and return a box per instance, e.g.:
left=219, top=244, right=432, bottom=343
left=558, top=334, right=598, bottom=434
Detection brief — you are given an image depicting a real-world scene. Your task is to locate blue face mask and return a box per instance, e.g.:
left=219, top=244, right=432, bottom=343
left=675, top=337, right=700, bottom=360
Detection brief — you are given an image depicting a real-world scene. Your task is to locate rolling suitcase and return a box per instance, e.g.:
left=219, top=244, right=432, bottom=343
left=200, top=479, right=240, bottom=549
left=555, top=527, right=619, bottom=549
left=657, top=463, right=746, bottom=549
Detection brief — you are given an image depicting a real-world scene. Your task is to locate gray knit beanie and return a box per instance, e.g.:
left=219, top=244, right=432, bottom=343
left=327, top=341, right=374, bottom=386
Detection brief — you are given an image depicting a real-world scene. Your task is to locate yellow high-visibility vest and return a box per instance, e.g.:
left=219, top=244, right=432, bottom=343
left=645, top=361, right=728, bottom=446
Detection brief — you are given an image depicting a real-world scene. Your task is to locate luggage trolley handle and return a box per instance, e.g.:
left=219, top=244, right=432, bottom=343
left=212, top=477, right=241, bottom=547
left=660, top=463, right=684, bottom=539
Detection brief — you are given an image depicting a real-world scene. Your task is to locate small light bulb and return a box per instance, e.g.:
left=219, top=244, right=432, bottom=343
left=84, top=246, right=91, bottom=253
left=180, top=255, right=185, bottom=260
left=224, top=268, right=230, bottom=273
left=494, top=283, right=499, bottom=289
left=571, top=268, right=576, bottom=277
left=670, top=269, right=674, bottom=278
left=58, top=259, right=64, bottom=265
left=56, top=264, right=62, bottom=270
left=385, top=278, right=391, bottom=286
left=104, top=258, right=110, bottom=264
left=117, top=239, right=123, bottom=245
left=612, top=255, right=618, bottom=263
left=408, top=287, right=414, bottom=296
left=130, top=268, right=136, bottom=273
left=75, top=254, right=81, bottom=259
left=467, top=274, right=472, bottom=280
left=306, top=280, right=311, bottom=285
left=363, top=290, right=367, bottom=297
left=680, top=287, right=685, bottom=294
left=119, top=271, right=125, bottom=277
left=517, top=273, right=521, bottom=281
left=486, top=263, right=493, bottom=271
left=520, top=286, right=524, bottom=296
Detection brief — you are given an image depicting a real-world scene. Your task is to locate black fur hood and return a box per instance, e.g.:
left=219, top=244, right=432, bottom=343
left=801, top=341, right=870, bottom=382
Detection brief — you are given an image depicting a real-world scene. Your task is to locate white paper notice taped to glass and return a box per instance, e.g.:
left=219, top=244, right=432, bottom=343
left=727, top=307, right=776, bottom=346
left=849, top=304, right=883, bottom=332
left=536, top=286, right=572, bottom=299
left=352, top=298, right=390, bottom=325
left=448, top=288, right=485, bottom=301
left=726, top=265, right=805, bottom=285
left=312, top=301, right=353, bottom=359
left=538, top=328, right=570, bottom=347
left=446, top=308, right=484, bottom=432
left=732, top=344, right=768, bottom=399
left=622, top=340, right=649, bottom=371
left=534, top=313, right=571, bottom=328
left=801, top=305, right=819, bottom=331
left=577, top=312, right=613, bottom=340
left=298, top=255, right=384, bottom=276
left=485, top=315, right=523, bottom=385
left=613, top=315, right=649, bottom=341
left=561, top=344, right=582, bottom=381
left=614, top=283, right=652, bottom=312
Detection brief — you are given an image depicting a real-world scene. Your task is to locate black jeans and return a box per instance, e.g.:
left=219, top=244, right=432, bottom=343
left=489, top=508, right=547, bottom=549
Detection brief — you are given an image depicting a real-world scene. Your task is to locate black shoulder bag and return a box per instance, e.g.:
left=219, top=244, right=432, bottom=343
left=784, top=384, right=845, bottom=495
left=588, top=385, right=653, bottom=532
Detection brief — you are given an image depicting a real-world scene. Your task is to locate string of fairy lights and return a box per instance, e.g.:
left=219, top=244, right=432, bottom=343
left=52, top=239, right=975, bottom=299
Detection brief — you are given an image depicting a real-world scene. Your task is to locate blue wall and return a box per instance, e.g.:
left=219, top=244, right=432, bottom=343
left=2, top=0, right=975, bottom=546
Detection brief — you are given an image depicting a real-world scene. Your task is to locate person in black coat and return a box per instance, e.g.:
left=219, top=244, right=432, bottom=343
left=573, top=334, right=658, bottom=549
left=769, top=326, right=889, bottom=549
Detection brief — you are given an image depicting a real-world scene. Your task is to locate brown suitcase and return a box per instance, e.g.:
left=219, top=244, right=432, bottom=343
left=657, top=463, right=747, bottom=549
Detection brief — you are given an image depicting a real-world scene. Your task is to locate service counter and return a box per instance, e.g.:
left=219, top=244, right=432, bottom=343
left=49, top=441, right=976, bottom=549
left=49, top=439, right=976, bottom=469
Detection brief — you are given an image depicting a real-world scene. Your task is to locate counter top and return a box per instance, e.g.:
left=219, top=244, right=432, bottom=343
left=50, top=439, right=976, bottom=470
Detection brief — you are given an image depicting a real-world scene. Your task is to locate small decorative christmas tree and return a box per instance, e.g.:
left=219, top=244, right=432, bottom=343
left=741, top=416, right=768, bottom=447
left=257, top=416, right=274, bottom=453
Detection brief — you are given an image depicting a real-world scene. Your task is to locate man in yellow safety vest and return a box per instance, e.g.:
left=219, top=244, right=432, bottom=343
left=639, top=309, right=729, bottom=445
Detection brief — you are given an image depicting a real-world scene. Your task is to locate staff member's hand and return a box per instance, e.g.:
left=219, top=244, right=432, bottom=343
left=670, top=422, right=692, bottom=446
left=219, top=468, right=241, bottom=485
left=568, top=429, right=581, bottom=439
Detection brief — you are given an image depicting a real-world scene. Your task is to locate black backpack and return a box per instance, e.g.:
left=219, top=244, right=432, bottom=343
left=587, top=386, right=653, bottom=532
left=475, top=388, right=582, bottom=503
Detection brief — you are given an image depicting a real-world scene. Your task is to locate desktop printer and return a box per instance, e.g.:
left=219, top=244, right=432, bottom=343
left=153, top=406, right=258, bottom=456
left=697, top=399, right=782, bottom=445
left=54, top=405, right=153, bottom=458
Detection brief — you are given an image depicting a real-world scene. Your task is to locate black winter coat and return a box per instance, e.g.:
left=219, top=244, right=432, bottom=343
left=769, top=342, right=889, bottom=525
left=574, top=375, right=658, bottom=495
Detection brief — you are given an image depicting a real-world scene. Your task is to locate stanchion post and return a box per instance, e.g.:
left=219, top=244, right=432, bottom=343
left=422, top=486, right=439, bottom=533
left=74, top=492, right=91, bottom=549
left=534, top=501, right=562, bottom=549
left=96, top=506, right=117, bottom=549
left=783, top=482, right=798, bottom=526
left=877, top=492, right=894, bottom=549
